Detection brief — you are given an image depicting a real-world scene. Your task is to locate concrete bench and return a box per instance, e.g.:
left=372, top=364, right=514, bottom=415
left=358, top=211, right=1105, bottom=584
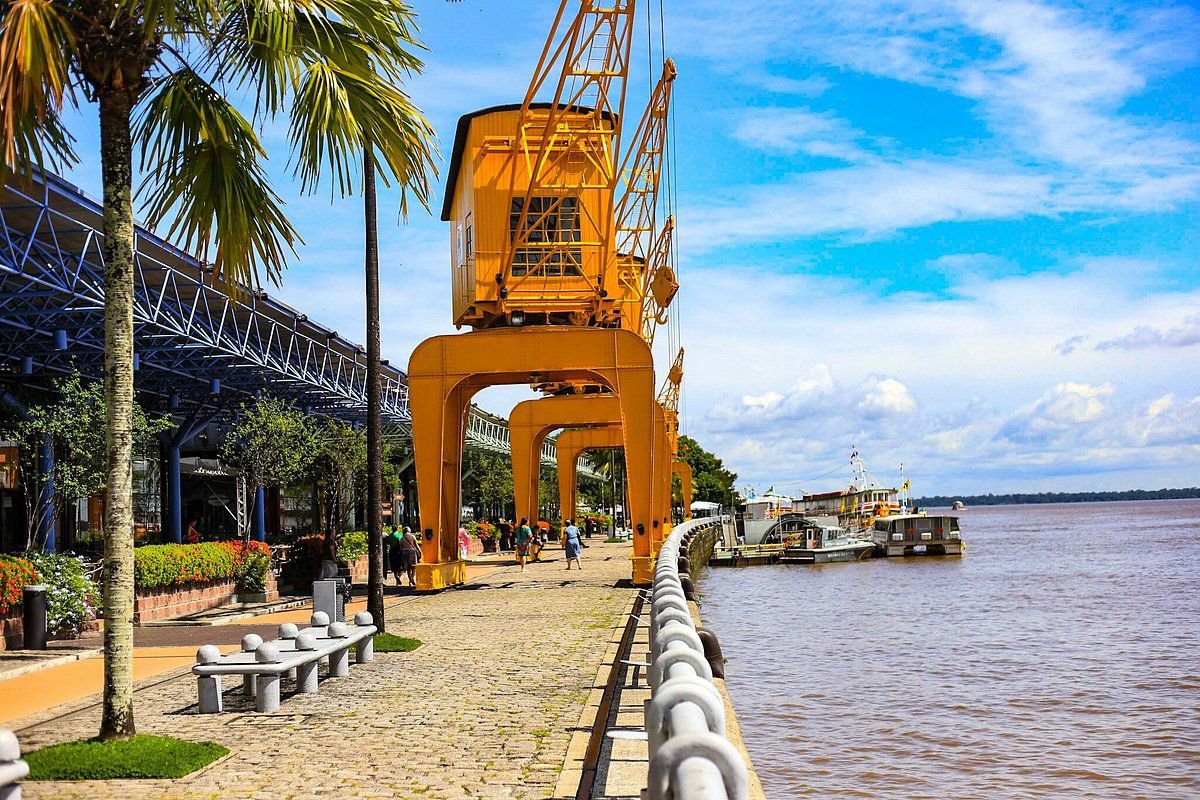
left=0, top=728, right=29, bottom=800
left=192, top=611, right=377, bottom=713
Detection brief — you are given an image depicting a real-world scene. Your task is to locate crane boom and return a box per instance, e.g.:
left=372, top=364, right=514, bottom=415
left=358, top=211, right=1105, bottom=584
left=499, top=0, right=637, bottom=324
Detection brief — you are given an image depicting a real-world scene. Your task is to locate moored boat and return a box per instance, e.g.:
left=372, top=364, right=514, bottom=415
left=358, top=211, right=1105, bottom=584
left=778, top=516, right=874, bottom=563
left=872, top=514, right=963, bottom=557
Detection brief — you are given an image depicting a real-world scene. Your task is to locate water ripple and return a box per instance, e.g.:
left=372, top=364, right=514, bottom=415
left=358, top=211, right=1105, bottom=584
left=699, top=499, right=1200, bottom=799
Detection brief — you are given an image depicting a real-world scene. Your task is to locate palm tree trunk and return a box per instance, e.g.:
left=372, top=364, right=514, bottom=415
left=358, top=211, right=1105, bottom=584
left=98, top=89, right=137, bottom=740
left=364, top=147, right=385, bottom=632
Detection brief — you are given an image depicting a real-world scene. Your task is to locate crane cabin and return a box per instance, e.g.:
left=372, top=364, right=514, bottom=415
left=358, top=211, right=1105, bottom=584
left=441, top=103, right=624, bottom=330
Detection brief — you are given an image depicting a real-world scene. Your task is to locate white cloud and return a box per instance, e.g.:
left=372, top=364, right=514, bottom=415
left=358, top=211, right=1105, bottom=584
left=860, top=377, right=917, bottom=417
left=741, top=390, right=783, bottom=409
left=676, top=257, right=1200, bottom=493
left=1000, top=381, right=1114, bottom=443
left=685, top=159, right=1051, bottom=247
left=672, top=0, right=1200, bottom=247
left=1096, top=314, right=1200, bottom=351
left=732, top=108, right=871, bottom=162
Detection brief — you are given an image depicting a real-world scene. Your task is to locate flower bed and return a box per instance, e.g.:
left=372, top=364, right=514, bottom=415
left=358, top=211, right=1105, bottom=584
left=132, top=541, right=276, bottom=623
left=1, top=555, right=39, bottom=650
left=0, top=555, right=39, bottom=615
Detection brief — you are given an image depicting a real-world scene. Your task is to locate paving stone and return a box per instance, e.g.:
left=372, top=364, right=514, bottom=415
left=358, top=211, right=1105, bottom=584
left=15, top=542, right=636, bottom=800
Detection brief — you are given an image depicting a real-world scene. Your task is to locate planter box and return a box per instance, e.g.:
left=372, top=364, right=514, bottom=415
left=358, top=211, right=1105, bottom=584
left=134, top=572, right=278, bottom=623
left=1, top=610, right=21, bottom=652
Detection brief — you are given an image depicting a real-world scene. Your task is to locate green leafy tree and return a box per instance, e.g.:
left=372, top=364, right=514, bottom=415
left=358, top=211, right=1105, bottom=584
left=678, top=435, right=738, bottom=505
left=313, top=420, right=367, bottom=534
left=2, top=374, right=169, bottom=550
left=1, top=0, right=440, bottom=740
left=462, top=451, right=513, bottom=521
left=220, top=398, right=316, bottom=499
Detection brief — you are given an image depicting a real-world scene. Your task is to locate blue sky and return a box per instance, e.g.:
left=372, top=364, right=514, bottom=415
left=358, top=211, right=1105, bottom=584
left=54, top=0, right=1200, bottom=496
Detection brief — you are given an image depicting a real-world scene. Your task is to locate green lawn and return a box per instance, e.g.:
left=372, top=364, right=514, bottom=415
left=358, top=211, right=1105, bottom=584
left=26, top=735, right=228, bottom=780
left=373, top=633, right=422, bottom=652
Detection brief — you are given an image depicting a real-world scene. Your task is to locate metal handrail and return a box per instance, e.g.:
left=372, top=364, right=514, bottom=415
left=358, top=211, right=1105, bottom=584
left=645, top=517, right=749, bottom=800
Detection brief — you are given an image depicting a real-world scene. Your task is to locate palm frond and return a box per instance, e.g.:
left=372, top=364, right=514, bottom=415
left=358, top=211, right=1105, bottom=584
left=135, top=67, right=300, bottom=289
left=207, top=0, right=300, bottom=117
left=0, top=0, right=78, bottom=174
left=288, top=60, right=437, bottom=208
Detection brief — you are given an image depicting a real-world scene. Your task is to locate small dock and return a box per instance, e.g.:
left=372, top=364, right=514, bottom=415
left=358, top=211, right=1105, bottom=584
left=708, top=543, right=786, bottom=567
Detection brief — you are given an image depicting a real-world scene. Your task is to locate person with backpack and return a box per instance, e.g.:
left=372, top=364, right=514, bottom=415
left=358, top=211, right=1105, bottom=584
left=515, top=518, right=533, bottom=573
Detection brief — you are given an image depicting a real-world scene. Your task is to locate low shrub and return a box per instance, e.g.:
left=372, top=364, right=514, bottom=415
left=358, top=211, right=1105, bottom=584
left=0, top=555, right=39, bottom=615
left=339, top=530, right=368, bottom=561
left=20, top=552, right=97, bottom=635
left=26, top=735, right=228, bottom=780
left=134, top=541, right=270, bottom=591
left=290, top=531, right=368, bottom=563
left=233, top=548, right=271, bottom=594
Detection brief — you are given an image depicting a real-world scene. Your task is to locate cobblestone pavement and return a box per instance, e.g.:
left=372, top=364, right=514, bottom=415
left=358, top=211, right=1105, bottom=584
left=14, top=541, right=636, bottom=800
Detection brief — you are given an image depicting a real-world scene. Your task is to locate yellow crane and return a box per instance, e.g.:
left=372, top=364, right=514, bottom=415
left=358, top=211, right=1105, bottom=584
left=411, top=0, right=667, bottom=589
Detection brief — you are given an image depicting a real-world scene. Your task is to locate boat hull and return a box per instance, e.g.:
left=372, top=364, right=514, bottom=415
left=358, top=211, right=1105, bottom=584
left=781, top=542, right=874, bottom=564
left=876, top=540, right=963, bottom=557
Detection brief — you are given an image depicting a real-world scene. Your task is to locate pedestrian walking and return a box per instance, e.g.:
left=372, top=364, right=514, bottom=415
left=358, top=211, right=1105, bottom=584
left=399, top=526, right=421, bottom=587
left=498, top=518, right=513, bottom=551
left=458, top=526, right=471, bottom=560
left=387, top=526, right=405, bottom=586
left=515, top=518, right=533, bottom=572
left=563, top=519, right=583, bottom=570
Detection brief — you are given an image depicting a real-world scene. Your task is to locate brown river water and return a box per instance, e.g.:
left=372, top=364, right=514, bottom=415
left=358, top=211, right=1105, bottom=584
left=697, top=499, right=1200, bottom=799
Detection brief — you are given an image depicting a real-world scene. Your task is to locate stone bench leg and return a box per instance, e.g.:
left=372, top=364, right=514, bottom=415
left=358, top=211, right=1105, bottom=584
left=243, top=674, right=256, bottom=697
left=256, top=674, right=281, bottom=713
left=296, top=660, right=319, bottom=693
left=197, top=676, right=223, bottom=714
left=329, top=646, right=350, bottom=677
left=355, top=637, right=374, bottom=664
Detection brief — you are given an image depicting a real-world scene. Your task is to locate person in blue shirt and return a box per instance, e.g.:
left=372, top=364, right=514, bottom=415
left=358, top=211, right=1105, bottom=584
left=563, top=519, right=582, bottom=570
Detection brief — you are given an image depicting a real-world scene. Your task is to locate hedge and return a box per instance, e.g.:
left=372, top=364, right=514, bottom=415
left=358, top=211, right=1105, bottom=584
left=133, top=541, right=270, bottom=591
left=0, top=555, right=39, bottom=615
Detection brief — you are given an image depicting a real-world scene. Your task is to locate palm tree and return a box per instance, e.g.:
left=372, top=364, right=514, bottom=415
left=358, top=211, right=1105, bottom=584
left=1, top=0, right=434, bottom=740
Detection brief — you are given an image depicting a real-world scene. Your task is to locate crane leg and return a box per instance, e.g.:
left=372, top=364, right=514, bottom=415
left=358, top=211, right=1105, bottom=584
left=408, top=327, right=657, bottom=590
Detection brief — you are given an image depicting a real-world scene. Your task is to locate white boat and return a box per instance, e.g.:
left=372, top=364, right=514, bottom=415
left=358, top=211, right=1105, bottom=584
left=780, top=520, right=874, bottom=563
left=872, top=514, right=963, bottom=557
left=952, top=500, right=966, bottom=511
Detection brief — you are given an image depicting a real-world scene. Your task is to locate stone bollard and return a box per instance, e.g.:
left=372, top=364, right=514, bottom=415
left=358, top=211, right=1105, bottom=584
left=195, top=645, right=224, bottom=714
left=327, top=622, right=350, bottom=677
left=241, top=634, right=263, bottom=696
left=278, top=623, right=299, bottom=678
left=353, top=612, right=374, bottom=663
left=255, top=643, right=281, bottom=713
left=310, top=611, right=330, bottom=628
left=0, top=728, right=30, bottom=800
left=295, top=633, right=320, bottom=693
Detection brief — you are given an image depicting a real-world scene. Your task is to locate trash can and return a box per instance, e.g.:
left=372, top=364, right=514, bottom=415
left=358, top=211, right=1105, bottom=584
left=22, top=585, right=48, bottom=650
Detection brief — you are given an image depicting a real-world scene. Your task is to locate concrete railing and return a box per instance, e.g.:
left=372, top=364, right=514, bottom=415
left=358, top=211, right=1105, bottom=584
left=0, top=729, right=29, bottom=800
left=646, top=518, right=749, bottom=800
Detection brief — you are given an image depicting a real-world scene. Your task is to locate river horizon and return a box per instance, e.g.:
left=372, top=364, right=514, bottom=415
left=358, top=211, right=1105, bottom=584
left=698, top=498, right=1200, bottom=799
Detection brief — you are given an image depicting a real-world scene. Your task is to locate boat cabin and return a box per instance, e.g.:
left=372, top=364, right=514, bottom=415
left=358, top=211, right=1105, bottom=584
left=873, top=514, right=963, bottom=556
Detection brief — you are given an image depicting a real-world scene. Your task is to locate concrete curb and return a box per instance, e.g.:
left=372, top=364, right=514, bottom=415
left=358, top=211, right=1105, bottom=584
left=0, top=649, right=103, bottom=683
